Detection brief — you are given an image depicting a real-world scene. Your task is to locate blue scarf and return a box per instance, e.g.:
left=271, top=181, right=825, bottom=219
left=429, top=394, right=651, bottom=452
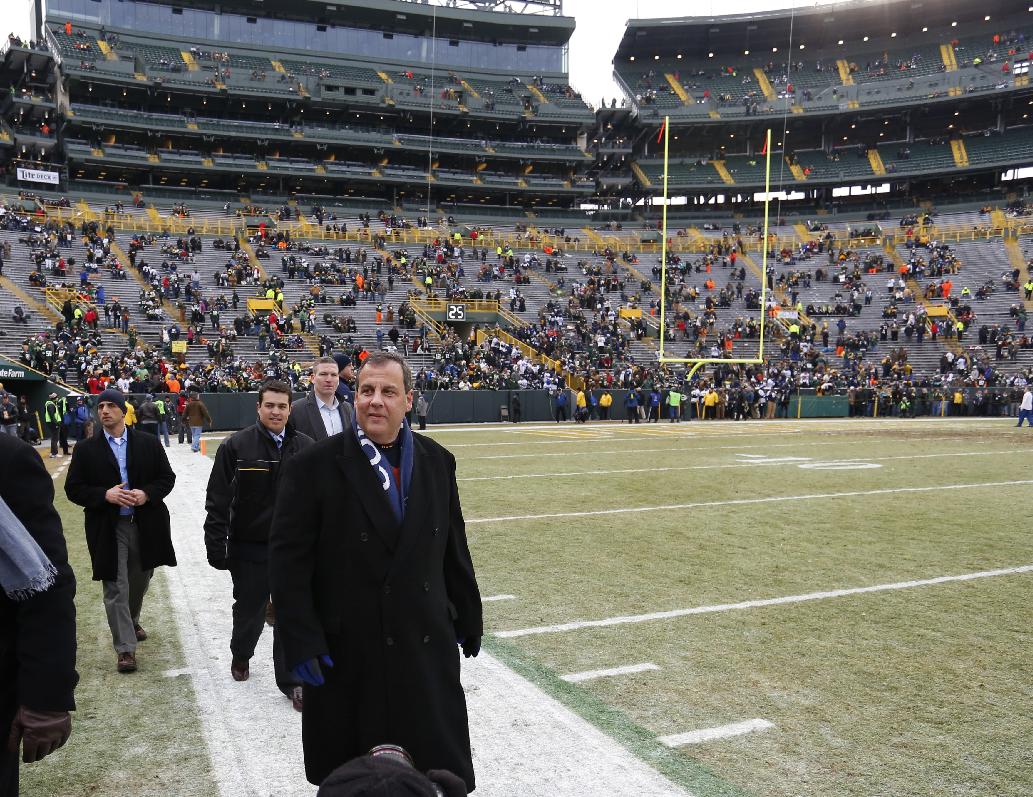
left=355, top=419, right=414, bottom=524
left=0, top=495, right=57, bottom=602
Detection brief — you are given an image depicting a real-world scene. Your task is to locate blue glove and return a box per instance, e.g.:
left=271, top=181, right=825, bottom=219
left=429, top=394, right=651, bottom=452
left=292, top=654, right=334, bottom=686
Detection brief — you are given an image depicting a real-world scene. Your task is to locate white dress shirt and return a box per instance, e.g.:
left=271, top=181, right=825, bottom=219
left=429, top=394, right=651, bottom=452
left=316, top=394, right=342, bottom=438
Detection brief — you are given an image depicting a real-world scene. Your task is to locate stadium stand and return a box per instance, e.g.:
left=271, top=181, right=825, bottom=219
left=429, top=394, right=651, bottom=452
left=1, top=0, right=1033, bottom=410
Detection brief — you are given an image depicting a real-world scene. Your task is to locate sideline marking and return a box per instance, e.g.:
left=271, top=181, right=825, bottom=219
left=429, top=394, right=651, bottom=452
left=496, top=564, right=1033, bottom=638
left=482, top=594, right=517, bottom=602
left=561, top=663, right=660, bottom=683
left=659, top=719, right=774, bottom=747
left=468, top=479, right=1033, bottom=524
left=51, top=463, right=68, bottom=481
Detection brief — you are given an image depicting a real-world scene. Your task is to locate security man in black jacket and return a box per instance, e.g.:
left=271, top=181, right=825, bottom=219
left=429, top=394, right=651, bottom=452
left=203, top=379, right=313, bottom=711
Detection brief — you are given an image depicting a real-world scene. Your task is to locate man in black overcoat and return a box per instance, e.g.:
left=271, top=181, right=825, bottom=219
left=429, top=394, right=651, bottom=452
left=0, top=435, right=78, bottom=795
left=270, top=351, right=482, bottom=791
left=65, top=389, right=176, bottom=673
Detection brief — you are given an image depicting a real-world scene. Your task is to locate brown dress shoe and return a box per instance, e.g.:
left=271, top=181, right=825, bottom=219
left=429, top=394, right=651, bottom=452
left=117, top=652, right=137, bottom=673
left=134, top=623, right=148, bottom=641
left=290, top=686, right=303, bottom=713
left=230, top=659, right=249, bottom=682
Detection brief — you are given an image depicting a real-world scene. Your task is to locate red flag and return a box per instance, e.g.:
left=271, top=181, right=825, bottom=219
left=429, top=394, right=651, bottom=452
left=656, top=118, right=667, bottom=144
left=760, top=138, right=767, bottom=156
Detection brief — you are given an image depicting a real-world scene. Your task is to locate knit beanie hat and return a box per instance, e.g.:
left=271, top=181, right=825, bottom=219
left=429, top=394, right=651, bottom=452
left=96, top=388, right=127, bottom=415
left=333, top=353, right=353, bottom=372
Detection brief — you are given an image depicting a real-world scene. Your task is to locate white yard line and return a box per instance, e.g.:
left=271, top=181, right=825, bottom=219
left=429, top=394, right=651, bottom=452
left=560, top=663, right=660, bottom=683
left=50, top=463, right=68, bottom=480
left=467, top=479, right=1033, bottom=524
left=482, top=594, right=517, bottom=602
left=457, top=448, right=1030, bottom=482
left=658, top=720, right=775, bottom=747
left=497, top=564, right=1033, bottom=639
left=161, top=447, right=688, bottom=797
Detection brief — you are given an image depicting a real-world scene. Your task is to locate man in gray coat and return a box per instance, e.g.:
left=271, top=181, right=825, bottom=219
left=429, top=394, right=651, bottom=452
left=290, top=357, right=354, bottom=441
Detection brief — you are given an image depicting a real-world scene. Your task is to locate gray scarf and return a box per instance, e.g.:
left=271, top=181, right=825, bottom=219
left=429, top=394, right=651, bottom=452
left=0, top=495, right=57, bottom=602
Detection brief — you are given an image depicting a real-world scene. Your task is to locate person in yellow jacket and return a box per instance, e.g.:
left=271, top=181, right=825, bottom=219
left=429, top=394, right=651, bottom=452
left=599, top=391, right=613, bottom=421
left=575, top=389, right=587, bottom=423
left=123, top=398, right=137, bottom=427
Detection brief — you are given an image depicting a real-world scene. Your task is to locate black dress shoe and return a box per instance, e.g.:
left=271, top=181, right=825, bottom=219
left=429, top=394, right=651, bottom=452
left=231, top=659, right=249, bottom=682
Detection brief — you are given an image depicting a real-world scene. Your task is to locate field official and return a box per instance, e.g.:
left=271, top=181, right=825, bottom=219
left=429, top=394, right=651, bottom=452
left=270, top=351, right=482, bottom=790
left=204, top=380, right=313, bottom=711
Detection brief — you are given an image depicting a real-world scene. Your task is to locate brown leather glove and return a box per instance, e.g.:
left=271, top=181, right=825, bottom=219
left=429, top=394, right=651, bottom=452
left=7, top=707, right=71, bottom=763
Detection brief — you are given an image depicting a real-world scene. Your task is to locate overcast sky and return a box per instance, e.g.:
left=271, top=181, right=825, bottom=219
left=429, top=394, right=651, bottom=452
left=0, top=0, right=845, bottom=104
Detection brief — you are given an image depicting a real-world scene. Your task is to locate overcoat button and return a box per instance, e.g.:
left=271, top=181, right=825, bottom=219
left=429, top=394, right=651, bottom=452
left=359, top=533, right=368, bottom=542
left=386, top=636, right=394, bottom=646
left=432, top=527, right=439, bottom=535
left=423, top=582, right=430, bottom=591
left=423, top=635, right=430, bottom=643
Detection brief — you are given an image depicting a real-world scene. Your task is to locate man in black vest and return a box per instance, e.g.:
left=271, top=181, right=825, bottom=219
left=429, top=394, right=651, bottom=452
left=204, top=380, right=313, bottom=710
left=270, top=351, right=481, bottom=790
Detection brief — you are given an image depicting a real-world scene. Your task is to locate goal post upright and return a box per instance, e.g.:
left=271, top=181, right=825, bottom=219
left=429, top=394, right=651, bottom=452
left=658, top=128, right=774, bottom=375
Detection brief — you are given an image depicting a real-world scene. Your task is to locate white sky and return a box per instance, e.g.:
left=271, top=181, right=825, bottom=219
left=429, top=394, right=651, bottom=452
left=0, top=0, right=845, bottom=104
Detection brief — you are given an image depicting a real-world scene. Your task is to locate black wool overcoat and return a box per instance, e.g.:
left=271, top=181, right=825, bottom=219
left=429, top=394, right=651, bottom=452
left=64, top=427, right=177, bottom=581
left=0, top=435, right=78, bottom=734
left=269, top=429, right=482, bottom=790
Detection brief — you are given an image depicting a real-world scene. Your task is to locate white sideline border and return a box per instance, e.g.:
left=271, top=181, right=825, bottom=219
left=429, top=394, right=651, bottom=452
left=160, top=447, right=689, bottom=797
left=497, top=564, right=1033, bottom=639
left=659, top=719, right=775, bottom=747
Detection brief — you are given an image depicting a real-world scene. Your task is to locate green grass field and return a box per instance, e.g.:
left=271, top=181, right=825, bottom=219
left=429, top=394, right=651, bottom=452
left=25, top=418, right=1033, bottom=796
left=445, top=418, right=1033, bottom=797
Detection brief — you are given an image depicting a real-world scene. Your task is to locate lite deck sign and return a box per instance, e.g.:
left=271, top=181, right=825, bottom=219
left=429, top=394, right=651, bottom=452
left=16, top=167, right=60, bottom=185
left=447, top=303, right=466, bottom=321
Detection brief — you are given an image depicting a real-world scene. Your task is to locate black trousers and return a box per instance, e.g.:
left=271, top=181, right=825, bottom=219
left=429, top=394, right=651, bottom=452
left=229, top=559, right=297, bottom=693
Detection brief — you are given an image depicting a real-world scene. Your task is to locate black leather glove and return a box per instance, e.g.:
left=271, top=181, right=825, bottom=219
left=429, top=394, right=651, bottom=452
left=207, top=557, right=230, bottom=571
left=460, top=636, right=480, bottom=658
left=7, top=707, right=72, bottom=763
left=426, top=769, right=468, bottom=797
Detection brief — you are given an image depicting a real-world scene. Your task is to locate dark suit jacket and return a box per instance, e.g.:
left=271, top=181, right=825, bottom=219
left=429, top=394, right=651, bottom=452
left=269, top=429, right=481, bottom=789
left=0, top=435, right=78, bottom=729
left=288, top=392, right=354, bottom=442
left=65, top=426, right=177, bottom=581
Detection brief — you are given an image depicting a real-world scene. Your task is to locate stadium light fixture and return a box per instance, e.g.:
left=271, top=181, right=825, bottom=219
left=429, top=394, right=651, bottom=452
left=923, top=27, right=928, bottom=31
left=629, top=56, right=635, bottom=61
left=838, top=39, right=844, bottom=45
left=800, top=44, right=805, bottom=50
left=951, top=21, right=957, bottom=26
left=772, top=47, right=778, bottom=52
left=708, top=52, right=714, bottom=57
left=891, top=32, right=897, bottom=37
left=677, top=54, right=683, bottom=59
left=985, top=15, right=990, bottom=21
left=654, top=55, right=660, bottom=60
left=744, top=49, right=749, bottom=55
left=863, top=36, right=869, bottom=41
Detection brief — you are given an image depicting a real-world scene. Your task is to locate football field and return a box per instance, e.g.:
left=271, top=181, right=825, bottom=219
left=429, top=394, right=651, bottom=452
left=26, top=417, right=1033, bottom=796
